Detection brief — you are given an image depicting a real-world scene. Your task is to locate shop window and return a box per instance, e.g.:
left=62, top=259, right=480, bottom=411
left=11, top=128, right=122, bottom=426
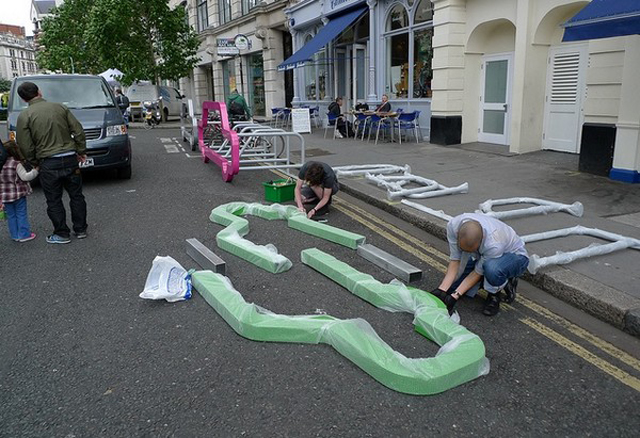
left=222, top=60, right=237, bottom=101
left=386, top=4, right=409, bottom=31
left=219, top=0, right=232, bottom=25
left=413, top=28, right=433, bottom=98
left=355, top=14, right=370, bottom=41
left=414, top=0, right=434, bottom=23
left=304, top=35, right=316, bottom=100
left=248, top=53, right=265, bottom=116
left=387, top=33, right=409, bottom=98
left=196, top=0, right=208, bottom=32
left=384, top=1, right=434, bottom=99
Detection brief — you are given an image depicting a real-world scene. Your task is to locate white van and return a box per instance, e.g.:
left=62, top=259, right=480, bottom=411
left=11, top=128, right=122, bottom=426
left=126, top=82, right=184, bottom=122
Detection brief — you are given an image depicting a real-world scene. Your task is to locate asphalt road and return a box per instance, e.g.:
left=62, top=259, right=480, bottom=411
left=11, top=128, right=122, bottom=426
left=1, top=128, right=639, bottom=437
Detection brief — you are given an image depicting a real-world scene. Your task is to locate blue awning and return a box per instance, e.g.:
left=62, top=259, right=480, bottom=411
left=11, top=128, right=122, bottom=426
left=563, top=0, right=640, bottom=42
left=278, top=6, right=367, bottom=71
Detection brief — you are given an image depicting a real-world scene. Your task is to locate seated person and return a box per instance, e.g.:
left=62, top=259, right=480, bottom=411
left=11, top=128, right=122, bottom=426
left=295, top=161, right=340, bottom=219
left=327, top=97, right=352, bottom=138
left=226, top=89, right=252, bottom=121
left=375, top=94, right=391, bottom=113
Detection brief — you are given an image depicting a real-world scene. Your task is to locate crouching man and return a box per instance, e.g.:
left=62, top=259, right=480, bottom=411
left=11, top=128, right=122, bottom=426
left=431, top=213, right=529, bottom=316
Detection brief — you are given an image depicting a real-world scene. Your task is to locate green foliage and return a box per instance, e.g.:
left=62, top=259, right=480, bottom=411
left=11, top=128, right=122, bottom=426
left=38, top=0, right=200, bottom=85
left=0, top=77, right=11, bottom=92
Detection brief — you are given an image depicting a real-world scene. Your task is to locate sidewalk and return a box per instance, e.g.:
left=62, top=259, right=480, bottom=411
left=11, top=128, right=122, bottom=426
left=294, top=129, right=640, bottom=336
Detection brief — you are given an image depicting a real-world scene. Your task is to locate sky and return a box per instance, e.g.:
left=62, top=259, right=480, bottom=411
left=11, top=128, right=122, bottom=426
left=1, top=0, right=35, bottom=36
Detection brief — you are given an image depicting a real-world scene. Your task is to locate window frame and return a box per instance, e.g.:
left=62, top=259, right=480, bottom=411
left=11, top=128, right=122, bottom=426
left=196, top=0, right=209, bottom=32
left=382, top=0, right=434, bottom=100
left=219, top=0, right=232, bottom=25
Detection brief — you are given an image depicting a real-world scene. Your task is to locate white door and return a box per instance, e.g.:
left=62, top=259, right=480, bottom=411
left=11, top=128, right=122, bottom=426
left=478, top=53, right=513, bottom=145
left=352, top=44, right=368, bottom=106
left=542, top=44, right=588, bottom=153
left=335, top=48, right=350, bottom=107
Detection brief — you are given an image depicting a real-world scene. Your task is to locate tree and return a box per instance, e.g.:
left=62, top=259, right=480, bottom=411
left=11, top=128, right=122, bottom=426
left=38, top=0, right=200, bottom=85
left=0, top=77, right=11, bottom=92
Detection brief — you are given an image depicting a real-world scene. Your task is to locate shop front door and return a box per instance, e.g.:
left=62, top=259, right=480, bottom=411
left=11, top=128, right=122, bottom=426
left=478, top=53, right=513, bottom=145
left=542, top=44, right=587, bottom=153
left=335, top=44, right=368, bottom=110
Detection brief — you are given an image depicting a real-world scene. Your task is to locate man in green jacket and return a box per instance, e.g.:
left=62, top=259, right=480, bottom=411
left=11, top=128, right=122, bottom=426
left=226, top=89, right=251, bottom=120
left=16, top=81, right=88, bottom=244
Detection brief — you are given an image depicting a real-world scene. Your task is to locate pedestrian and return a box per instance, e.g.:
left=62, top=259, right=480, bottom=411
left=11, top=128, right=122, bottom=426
left=16, top=81, right=89, bottom=244
left=114, top=87, right=130, bottom=125
left=375, top=94, right=391, bottom=113
left=327, top=97, right=352, bottom=138
left=430, top=213, right=529, bottom=316
left=294, top=161, right=339, bottom=219
left=0, top=140, right=38, bottom=242
left=226, top=89, right=252, bottom=121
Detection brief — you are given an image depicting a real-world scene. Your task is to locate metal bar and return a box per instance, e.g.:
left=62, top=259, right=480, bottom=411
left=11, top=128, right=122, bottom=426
left=357, top=243, right=422, bottom=283
left=186, top=238, right=226, bottom=275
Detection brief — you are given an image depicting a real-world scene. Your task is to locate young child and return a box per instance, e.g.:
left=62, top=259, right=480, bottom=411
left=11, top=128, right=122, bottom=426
left=0, top=140, right=38, bottom=242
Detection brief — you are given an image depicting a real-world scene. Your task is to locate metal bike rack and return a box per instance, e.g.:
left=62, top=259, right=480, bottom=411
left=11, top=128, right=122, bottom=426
left=199, top=101, right=305, bottom=181
left=180, top=99, right=199, bottom=151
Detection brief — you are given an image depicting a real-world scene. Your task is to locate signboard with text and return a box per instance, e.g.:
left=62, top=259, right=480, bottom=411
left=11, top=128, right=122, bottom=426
left=217, top=38, right=239, bottom=56
left=291, top=108, right=311, bottom=134
left=323, top=0, right=364, bottom=16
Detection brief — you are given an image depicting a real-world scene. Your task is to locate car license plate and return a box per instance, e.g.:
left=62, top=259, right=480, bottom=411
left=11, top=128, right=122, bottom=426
left=79, top=157, right=94, bottom=168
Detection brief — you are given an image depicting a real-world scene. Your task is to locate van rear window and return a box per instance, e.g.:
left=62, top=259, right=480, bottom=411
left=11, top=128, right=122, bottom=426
left=10, top=77, right=115, bottom=111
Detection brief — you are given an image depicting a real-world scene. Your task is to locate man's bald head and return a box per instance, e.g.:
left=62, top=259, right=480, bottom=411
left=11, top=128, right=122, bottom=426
left=458, top=220, right=482, bottom=252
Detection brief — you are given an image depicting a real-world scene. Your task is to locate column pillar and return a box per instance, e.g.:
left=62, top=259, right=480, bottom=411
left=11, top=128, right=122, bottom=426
left=611, top=35, right=640, bottom=183
left=430, top=0, right=466, bottom=145
left=290, top=29, right=302, bottom=105
left=367, top=0, right=378, bottom=102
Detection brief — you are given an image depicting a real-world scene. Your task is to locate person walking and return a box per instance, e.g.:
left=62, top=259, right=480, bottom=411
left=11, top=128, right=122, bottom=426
left=430, top=213, right=529, bottom=316
left=0, top=140, right=38, bottom=242
left=16, top=81, right=89, bottom=244
left=114, top=87, right=130, bottom=125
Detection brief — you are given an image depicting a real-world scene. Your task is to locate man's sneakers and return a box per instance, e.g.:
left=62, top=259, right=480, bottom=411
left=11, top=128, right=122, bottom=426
left=75, top=231, right=87, bottom=239
left=483, top=293, right=501, bottom=316
left=46, top=234, right=71, bottom=244
left=503, top=277, right=518, bottom=304
left=335, top=131, right=344, bottom=139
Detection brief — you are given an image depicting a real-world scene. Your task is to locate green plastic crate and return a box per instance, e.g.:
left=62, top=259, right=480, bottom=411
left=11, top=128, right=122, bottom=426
left=263, top=179, right=296, bottom=203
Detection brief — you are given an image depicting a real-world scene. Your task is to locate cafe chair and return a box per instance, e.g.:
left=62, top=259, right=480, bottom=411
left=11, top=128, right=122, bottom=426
left=368, top=114, right=391, bottom=145
left=324, top=112, right=345, bottom=139
left=353, top=112, right=370, bottom=140
left=397, top=111, right=421, bottom=143
left=309, top=106, right=321, bottom=128
left=271, top=107, right=286, bottom=129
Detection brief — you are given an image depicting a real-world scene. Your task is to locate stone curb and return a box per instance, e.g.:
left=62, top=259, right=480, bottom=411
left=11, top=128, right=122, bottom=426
left=339, top=180, right=640, bottom=337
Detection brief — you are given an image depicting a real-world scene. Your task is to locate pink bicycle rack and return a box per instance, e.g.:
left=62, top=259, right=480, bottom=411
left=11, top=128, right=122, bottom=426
left=199, top=101, right=240, bottom=182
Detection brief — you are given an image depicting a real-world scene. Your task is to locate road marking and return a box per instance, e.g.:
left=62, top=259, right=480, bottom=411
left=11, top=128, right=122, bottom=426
left=517, top=295, right=640, bottom=373
left=521, top=317, right=640, bottom=392
left=160, top=138, right=173, bottom=143
left=333, top=202, right=449, bottom=273
left=270, top=168, right=639, bottom=385
left=164, top=145, right=180, bottom=153
left=334, top=197, right=450, bottom=265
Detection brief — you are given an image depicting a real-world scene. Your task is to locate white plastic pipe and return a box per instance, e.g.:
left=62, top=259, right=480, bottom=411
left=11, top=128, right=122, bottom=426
left=333, top=164, right=410, bottom=177
left=401, top=200, right=453, bottom=222
left=478, top=197, right=583, bottom=220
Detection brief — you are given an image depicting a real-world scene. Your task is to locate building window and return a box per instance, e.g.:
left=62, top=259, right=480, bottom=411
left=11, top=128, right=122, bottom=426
left=248, top=53, right=265, bottom=116
left=11, top=60, right=17, bottom=70
left=384, top=0, right=433, bottom=99
left=302, top=34, right=326, bottom=101
left=10, top=49, right=15, bottom=57
left=219, top=0, right=232, bottom=24
left=22, top=62, right=26, bottom=71
left=196, top=0, right=208, bottom=32
left=242, top=0, right=259, bottom=15
left=222, top=60, right=237, bottom=101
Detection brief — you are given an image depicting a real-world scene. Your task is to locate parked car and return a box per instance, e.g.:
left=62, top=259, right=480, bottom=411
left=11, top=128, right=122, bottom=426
left=126, top=82, right=184, bottom=122
left=6, top=74, right=132, bottom=179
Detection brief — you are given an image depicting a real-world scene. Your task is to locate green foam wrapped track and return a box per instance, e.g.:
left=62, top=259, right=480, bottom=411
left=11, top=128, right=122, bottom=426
left=209, top=202, right=366, bottom=273
left=193, top=265, right=489, bottom=395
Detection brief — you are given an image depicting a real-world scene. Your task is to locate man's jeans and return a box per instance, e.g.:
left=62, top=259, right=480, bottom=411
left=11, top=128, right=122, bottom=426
left=39, top=155, right=87, bottom=238
left=451, top=253, right=530, bottom=297
left=4, top=196, right=31, bottom=240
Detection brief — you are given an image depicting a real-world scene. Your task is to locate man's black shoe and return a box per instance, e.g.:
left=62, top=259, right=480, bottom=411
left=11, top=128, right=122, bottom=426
left=443, top=294, right=459, bottom=315
left=483, top=293, right=500, bottom=316
left=503, top=278, right=518, bottom=303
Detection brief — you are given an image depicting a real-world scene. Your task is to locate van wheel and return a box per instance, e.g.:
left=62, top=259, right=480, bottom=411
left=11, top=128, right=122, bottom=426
left=163, top=107, right=169, bottom=122
left=117, top=164, right=132, bottom=179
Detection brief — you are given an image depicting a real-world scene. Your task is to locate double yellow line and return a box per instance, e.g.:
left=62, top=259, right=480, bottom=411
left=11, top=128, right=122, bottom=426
left=332, top=197, right=640, bottom=392
left=268, top=168, right=640, bottom=391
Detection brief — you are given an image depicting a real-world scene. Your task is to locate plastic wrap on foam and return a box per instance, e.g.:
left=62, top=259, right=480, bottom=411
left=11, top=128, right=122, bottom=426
left=478, top=197, right=583, bottom=220
left=333, top=164, right=410, bottom=177
left=365, top=173, right=468, bottom=200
